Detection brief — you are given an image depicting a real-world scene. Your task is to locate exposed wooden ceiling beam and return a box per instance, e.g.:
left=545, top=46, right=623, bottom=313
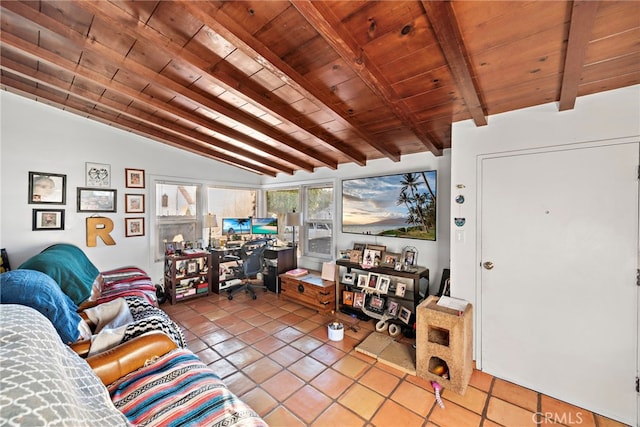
left=422, top=0, right=487, bottom=127
left=179, top=0, right=402, bottom=163
left=292, top=0, right=443, bottom=156
left=559, top=0, right=600, bottom=111
left=64, top=0, right=331, bottom=172
left=0, top=32, right=295, bottom=175
left=0, top=75, right=278, bottom=176
left=0, top=63, right=283, bottom=176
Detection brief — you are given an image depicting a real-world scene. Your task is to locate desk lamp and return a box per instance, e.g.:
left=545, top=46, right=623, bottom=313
left=206, top=214, right=218, bottom=249
left=285, top=210, right=302, bottom=268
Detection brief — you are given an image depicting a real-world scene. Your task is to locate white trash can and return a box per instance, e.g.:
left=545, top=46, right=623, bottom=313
left=327, top=321, right=344, bottom=341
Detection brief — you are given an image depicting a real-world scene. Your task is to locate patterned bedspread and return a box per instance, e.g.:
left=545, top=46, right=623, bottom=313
left=0, top=304, right=130, bottom=426
left=109, top=348, right=267, bottom=427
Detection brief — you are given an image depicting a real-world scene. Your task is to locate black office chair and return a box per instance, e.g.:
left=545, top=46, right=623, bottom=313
left=225, top=239, right=269, bottom=300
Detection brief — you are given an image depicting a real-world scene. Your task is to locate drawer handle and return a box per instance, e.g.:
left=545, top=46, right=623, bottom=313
left=297, top=284, right=305, bottom=293
left=319, top=291, right=330, bottom=296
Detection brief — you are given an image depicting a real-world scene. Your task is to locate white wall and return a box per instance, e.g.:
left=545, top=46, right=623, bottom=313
left=450, top=85, right=640, bottom=353
left=262, top=150, right=452, bottom=294
left=0, top=91, right=261, bottom=280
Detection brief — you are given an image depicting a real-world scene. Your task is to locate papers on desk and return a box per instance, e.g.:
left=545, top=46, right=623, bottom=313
left=436, top=295, right=469, bottom=312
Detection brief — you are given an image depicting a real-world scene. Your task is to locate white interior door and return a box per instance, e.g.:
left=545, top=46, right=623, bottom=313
left=479, top=142, right=638, bottom=425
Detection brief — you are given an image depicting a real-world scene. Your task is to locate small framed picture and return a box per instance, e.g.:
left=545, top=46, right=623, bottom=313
left=342, top=272, right=355, bottom=285
left=366, top=272, right=380, bottom=289
left=125, top=168, right=145, bottom=188
left=398, top=306, right=411, bottom=324
left=339, top=249, right=351, bottom=260
left=343, top=290, right=354, bottom=306
left=77, top=188, right=117, bottom=212
left=125, top=194, right=145, bottom=213
left=187, top=261, right=199, bottom=274
left=165, top=242, right=176, bottom=256
left=387, top=301, right=399, bottom=317
left=402, top=246, right=418, bottom=267
left=395, top=282, right=407, bottom=297
left=381, top=252, right=400, bottom=268
left=85, top=162, right=111, bottom=188
left=32, top=209, right=64, bottom=230
left=366, top=244, right=386, bottom=253
left=377, top=276, right=390, bottom=294
left=353, top=292, right=364, bottom=308
left=349, top=250, right=361, bottom=264
left=356, top=274, right=368, bottom=288
left=362, top=248, right=381, bottom=267
left=28, top=172, right=66, bottom=204
left=369, top=295, right=385, bottom=311
left=125, top=217, right=144, bottom=237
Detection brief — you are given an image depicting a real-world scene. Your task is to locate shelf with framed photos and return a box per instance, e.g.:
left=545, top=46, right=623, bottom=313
left=164, top=252, right=212, bottom=304
left=335, top=258, right=429, bottom=333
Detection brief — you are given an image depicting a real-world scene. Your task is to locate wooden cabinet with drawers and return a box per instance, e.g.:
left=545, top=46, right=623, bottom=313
left=279, top=273, right=335, bottom=314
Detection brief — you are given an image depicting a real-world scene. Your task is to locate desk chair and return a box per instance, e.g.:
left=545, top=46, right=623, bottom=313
left=225, top=239, right=269, bottom=300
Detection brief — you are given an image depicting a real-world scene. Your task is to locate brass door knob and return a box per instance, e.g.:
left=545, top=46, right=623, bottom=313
left=483, top=261, right=494, bottom=270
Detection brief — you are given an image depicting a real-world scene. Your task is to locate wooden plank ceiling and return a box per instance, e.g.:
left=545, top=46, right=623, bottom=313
left=1, top=1, right=638, bottom=176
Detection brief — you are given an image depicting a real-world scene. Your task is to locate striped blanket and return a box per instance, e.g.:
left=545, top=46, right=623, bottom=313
left=98, top=267, right=158, bottom=306
left=108, top=348, right=267, bottom=427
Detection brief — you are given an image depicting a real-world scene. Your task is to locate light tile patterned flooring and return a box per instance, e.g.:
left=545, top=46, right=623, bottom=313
left=163, top=291, right=628, bottom=427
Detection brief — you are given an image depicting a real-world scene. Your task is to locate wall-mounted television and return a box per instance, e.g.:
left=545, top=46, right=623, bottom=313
left=222, top=217, right=251, bottom=235
left=251, top=217, right=278, bottom=235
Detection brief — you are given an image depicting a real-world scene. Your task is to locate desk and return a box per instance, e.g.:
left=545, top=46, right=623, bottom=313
left=210, top=245, right=294, bottom=294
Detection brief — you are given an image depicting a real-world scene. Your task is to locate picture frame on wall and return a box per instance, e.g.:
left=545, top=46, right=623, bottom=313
left=77, top=188, right=117, bottom=212
left=342, top=171, right=437, bottom=241
left=28, top=171, right=66, bottom=204
left=125, top=217, right=145, bottom=237
left=85, top=162, right=111, bottom=188
left=125, top=193, right=145, bottom=213
left=32, top=209, right=65, bottom=231
left=125, top=168, right=145, bottom=188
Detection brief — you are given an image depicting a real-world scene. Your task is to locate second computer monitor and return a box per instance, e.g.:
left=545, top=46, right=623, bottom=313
left=251, top=217, right=278, bottom=235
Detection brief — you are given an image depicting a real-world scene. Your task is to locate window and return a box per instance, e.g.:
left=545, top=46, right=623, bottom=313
left=303, top=184, right=333, bottom=258
left=266, top=188, right=299, bottom=242
left=155, top=182, right=200, bottom=261
left=206, top=187, right=257, bottom=242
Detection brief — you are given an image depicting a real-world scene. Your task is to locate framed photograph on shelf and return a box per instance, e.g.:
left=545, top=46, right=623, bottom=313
left=349, top=250, right=361, bottom=264
left=186, top=261, right=199, bottom=274
left=343, top=290, right=354, bottom=306
left=77, top=188, right=117, bottom=212
left=165, top=242, right=176, bottom=256
left=28, top=172, right=66, bottom=204
left=381, top=252, right=400, bottom=268
left=377, top=276, right=390, bottom=294
left=342, top=272, right=355, bottom=285
left=398, top=306, right=411, bottom=324
left=401, top=246, right=418, bottom=269
left=125, top=217, right=144, bottom=237
left=356, top=274, right=368, bottom=288
left=125, top=168, right=145, bottom=188
left=387, top=301, right=399, bottom=317
left=85, top=162, right=110, bottom=188
left=32, top=209, right=64, bottom=231
left=395, top=282, right=407, bottom=297
left=362, top=248, right=381, bottom=267
left=366, top=272, right=380, bottom=290
left=125, top=193, right=145, bottom=213
left=368, top=295, right=385, bottom=312
left=353, top=292, right=364, bottom=308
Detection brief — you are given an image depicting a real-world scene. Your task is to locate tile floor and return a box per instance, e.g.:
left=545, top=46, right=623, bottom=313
left=163, top=291, right=628, bottom=427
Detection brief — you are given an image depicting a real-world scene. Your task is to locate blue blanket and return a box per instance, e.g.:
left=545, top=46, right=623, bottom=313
left=0, top=269, right=82, bottom=344
left=18, top=243, right=99, bottom=305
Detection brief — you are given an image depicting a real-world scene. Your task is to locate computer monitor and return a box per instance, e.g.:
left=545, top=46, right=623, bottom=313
left=222, top=218, right=251, bottom=235
left=251, top=217, right=278, bottom=235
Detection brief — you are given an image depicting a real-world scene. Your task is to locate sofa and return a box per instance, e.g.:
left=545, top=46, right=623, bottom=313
left=0, top=244, right=267, bottom=426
